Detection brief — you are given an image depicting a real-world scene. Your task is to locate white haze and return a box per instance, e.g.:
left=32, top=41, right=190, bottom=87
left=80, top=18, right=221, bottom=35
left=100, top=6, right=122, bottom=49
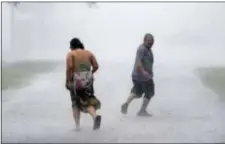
left=2, top=2, right=225, bottom=66
left=2, top=2, right=225, bottom=143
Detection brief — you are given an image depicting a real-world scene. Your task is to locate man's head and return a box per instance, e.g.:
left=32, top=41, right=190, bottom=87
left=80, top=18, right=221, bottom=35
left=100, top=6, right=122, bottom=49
left=143, top=33, right=154, bottom=49
left=70, top=38, right=84, bottom=50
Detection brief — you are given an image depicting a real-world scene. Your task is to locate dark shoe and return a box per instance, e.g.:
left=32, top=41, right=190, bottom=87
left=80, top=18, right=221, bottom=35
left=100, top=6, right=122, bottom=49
left=137, top=110, right=152, bottom=117
left=121, top=103, right=128, bottom=114
left=93, top=115, right=101, bottom=130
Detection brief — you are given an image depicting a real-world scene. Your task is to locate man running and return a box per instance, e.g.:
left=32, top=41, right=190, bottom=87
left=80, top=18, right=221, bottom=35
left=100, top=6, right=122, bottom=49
left=121, top=33, right=155, bottom=116
left=65, top=38, right=101, bottom=130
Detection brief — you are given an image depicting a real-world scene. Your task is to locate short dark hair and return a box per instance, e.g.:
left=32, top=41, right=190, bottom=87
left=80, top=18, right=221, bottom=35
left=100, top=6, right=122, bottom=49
left=144, top=33, right=153, bottom=41
left=70, top=38, right=84, bottom=50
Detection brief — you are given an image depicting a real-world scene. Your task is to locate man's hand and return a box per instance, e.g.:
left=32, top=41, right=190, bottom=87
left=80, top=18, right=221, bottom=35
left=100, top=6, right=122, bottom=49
left=142, top=70, right=151, bottom=80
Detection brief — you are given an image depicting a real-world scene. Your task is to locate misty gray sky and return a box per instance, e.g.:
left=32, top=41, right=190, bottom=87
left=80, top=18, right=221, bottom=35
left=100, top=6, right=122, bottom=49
left=2, top=2, right=225, bottom=65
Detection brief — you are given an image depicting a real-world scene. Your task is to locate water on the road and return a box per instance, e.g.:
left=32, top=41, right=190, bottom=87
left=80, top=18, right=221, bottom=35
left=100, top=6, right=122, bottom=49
left=2, top=61, right=225, bottom=143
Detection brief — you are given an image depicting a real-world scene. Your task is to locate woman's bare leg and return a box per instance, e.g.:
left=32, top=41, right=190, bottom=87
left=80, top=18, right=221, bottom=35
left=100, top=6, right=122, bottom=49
left=87, top=106, right=101, bottom=130
left=72, top=107, right=81, bottom=130
left=87, top=106, right=97, bottom=120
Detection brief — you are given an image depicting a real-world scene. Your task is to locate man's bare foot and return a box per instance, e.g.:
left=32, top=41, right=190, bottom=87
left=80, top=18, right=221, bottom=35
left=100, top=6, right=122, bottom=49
left=75, top=127, right=81, bottom=131
left=137, top=110, right=152, bottom=117
left=75, top=125, right=81, bottom=131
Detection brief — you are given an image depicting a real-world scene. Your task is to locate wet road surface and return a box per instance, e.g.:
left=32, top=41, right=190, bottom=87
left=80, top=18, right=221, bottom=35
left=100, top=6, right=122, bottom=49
left=2, top=61, right=225, bottom=143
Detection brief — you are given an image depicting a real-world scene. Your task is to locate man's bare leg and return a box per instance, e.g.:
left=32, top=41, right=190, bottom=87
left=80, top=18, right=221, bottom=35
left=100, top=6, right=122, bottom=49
left=137, top=97, right=152, bottom=116
left=121, top=93, right=139, bottom=114
left=137, top=80, right=154, bottom=117
left=87, top=106, right=101, bottom=130
left=72, top=107, right=81, bottom=130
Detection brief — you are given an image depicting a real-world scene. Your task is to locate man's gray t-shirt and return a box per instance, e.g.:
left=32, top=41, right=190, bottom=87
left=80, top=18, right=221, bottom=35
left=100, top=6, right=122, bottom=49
left=132, top=44, right=154, bottom=81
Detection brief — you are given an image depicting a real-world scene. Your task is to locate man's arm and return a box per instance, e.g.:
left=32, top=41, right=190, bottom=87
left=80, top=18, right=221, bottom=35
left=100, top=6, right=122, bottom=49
left=89, top=52, right=99, bottom=74
left=66, top=52, right=74, bottom=82
left=135, top=47, right=146, bottom=73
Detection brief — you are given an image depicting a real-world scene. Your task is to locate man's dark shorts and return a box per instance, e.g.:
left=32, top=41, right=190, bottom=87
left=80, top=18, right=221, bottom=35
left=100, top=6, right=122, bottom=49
left=131, top=78, right=155, bottom=99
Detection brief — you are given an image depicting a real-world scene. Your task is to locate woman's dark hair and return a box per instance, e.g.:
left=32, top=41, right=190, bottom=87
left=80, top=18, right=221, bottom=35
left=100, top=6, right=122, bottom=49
left=70, top=38, right=84, bottom=50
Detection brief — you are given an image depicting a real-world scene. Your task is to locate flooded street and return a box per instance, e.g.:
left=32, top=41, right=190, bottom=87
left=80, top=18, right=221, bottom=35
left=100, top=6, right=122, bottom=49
left=2, top=61, right=225, bottom=143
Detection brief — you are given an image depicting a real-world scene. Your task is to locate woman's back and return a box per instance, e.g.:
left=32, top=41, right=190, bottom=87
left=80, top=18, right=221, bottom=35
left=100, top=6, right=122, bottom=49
left=72, top=49, right=92, bottom=72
